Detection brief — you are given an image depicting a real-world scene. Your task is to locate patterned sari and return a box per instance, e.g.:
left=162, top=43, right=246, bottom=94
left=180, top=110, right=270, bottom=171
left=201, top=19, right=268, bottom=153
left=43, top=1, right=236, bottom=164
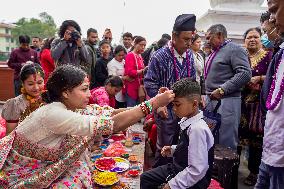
left=240, top=49, right=272, bottom=139
left=0, top=103, right=113, bottom=188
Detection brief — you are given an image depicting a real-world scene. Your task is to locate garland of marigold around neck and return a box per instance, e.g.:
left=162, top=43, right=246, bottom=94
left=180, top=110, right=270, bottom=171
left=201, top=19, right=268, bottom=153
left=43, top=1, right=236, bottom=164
left=19, top=87, right=44, bottom=123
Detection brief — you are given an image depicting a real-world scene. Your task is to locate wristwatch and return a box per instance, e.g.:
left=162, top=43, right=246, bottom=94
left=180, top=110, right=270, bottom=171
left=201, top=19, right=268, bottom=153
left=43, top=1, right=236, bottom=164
left=218, top=87, right=225, bottom=95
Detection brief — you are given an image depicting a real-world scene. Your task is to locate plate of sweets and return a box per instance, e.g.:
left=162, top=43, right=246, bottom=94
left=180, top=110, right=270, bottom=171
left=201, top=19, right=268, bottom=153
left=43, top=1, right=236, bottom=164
left=93, top=171, right=119, bottom=187
left=128, top=154, right=138, bottom=163
left=95, top=157, right=130, bottom=173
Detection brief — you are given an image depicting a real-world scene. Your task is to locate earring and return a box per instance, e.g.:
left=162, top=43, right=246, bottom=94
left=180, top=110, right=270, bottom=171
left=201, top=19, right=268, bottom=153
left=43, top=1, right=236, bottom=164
left=21, top=87, right=26, bottom=94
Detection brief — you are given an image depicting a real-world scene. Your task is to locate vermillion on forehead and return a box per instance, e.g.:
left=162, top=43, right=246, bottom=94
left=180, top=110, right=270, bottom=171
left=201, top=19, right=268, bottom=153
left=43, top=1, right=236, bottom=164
left=33, top=73, right=37, bottom=81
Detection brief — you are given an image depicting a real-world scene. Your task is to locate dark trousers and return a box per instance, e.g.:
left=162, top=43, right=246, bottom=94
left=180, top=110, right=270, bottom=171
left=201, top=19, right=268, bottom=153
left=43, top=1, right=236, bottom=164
left=141, top=164, right=210, bottom=189
left=153, top=150, right=173, bottom=168
left=14, top=79, right=21, bottom=97
left=248, top=144, right=262, bottom=174
left=255, top=161, right=284, bottom=189
left=153, top=108, right=180, bottom=167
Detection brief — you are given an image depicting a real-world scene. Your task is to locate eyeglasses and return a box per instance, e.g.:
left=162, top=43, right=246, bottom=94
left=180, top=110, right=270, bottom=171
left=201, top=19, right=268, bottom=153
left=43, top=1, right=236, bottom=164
left=269, top=28, right=277, bottom=35
left=104, top=37, right=112, bottom=40
left=264, top=27, right=277, bottom=35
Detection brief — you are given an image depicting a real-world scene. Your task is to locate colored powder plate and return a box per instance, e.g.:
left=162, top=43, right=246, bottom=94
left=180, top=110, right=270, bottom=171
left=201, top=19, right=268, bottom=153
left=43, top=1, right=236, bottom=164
left=132, top=139, right=140, bottom=144
left=132, top=136, right=142, bottom=142
left=128, top=169, right=139, bottom=177
left=99, top=145, right=107, bottom=150
left=110, top=162, right=129, bottom=173
left=129, top=165, right=141, bottom=171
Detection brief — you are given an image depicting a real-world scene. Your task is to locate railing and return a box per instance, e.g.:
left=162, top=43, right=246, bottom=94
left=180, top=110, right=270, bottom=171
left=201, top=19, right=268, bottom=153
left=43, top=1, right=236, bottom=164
left=0, top=52, right=10, bottom=62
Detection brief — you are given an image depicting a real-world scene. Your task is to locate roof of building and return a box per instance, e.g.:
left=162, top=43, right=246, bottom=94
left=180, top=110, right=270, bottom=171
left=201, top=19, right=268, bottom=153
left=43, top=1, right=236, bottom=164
left=0, top=23, right=16, bottom=29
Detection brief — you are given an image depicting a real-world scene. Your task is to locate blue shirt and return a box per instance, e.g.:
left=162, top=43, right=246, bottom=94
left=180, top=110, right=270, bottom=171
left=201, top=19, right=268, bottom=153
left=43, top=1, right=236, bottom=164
left=144, top=42, right=196, bottom=98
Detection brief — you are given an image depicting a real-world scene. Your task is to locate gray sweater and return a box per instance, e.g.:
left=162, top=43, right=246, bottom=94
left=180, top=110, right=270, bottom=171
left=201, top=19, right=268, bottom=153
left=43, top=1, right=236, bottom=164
left=205, top=42, right=252, bottom=97
left=51, top=38, right=91, bottom=69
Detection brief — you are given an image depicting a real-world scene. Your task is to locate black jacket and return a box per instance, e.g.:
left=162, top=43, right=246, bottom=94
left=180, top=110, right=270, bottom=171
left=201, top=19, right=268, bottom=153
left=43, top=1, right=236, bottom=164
left=91, top=57, right=112, bottom=89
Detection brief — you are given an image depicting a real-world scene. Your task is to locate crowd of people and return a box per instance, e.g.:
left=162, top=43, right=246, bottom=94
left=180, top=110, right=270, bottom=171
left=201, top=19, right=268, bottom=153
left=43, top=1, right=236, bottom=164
left=0, top=0, right=283, bottom=188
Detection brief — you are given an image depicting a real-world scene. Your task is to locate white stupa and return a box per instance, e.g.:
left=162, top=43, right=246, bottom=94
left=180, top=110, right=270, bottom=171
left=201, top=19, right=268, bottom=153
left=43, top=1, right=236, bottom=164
left=196, top=0, right=266, bottom=43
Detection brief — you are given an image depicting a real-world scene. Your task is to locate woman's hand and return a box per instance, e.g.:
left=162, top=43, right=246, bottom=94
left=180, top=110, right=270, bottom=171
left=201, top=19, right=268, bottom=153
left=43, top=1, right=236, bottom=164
left=158, top=87, right=169, bottom=94
left=150, top=90, right=175, bottom=110
left=249, top=76, right=261, bottom=85
left=248, top=76, right=262, bottom=90
left=161, top=146, right=172, bottom=157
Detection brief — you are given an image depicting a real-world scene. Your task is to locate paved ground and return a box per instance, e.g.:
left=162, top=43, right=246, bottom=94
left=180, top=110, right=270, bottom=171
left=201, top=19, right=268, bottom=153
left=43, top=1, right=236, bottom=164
left=239, top=151, right=255, bottom=189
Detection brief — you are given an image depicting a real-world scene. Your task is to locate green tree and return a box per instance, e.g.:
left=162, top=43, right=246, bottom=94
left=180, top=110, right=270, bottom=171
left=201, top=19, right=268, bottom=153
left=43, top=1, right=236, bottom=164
left=12, top=12, right=57, bottom=44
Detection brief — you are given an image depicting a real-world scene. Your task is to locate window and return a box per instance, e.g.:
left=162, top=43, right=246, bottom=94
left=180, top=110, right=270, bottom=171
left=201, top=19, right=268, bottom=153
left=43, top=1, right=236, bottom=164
left=11, top=38, right=14, bottom=43
left=5, top=37, right=9, bottom=43
left=6, top=47, right=10, bottom=52
left=5, top=28, right=9, bottom=34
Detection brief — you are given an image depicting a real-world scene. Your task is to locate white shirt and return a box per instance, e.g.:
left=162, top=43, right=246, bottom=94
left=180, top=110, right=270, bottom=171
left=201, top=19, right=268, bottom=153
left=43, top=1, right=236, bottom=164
left=169, top=111, right=214, bottom=189
left=279, top=42, right=284, bottom=49
left=107, top=58, right=126, bottom=102
left=262, top=50, right=284, bottom=167
left=174, top=48, right=187, bottom=64
left=193, top=52, right=204, bottom=84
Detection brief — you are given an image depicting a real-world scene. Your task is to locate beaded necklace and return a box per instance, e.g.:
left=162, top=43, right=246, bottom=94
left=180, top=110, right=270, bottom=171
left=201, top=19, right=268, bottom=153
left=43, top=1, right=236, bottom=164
left=204, top=40, right=232, bottom=79
left=266, top=50, right=284, bottom=110
left=169, top=41, right=191, bottom=80
left=19, top=88, right=44, bottom=123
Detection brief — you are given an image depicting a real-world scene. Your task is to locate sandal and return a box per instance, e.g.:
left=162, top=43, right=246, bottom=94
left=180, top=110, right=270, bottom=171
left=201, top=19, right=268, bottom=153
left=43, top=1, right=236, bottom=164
left=244, top=173, right=257, bottom=186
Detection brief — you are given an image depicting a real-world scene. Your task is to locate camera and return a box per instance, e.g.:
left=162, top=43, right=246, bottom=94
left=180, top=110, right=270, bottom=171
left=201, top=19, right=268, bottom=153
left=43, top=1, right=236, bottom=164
left=70, top=30, right=81, bottom=41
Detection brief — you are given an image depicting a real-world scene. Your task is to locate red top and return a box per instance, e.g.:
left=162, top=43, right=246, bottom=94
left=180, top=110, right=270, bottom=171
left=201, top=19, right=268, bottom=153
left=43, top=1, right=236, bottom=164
left=124, top=52, right=144, bottom=100
left=89, top=87, right=115, bottom=108
left=0, top=116, right=6, bottom=139
left=40, top=49, right=55, bottom=84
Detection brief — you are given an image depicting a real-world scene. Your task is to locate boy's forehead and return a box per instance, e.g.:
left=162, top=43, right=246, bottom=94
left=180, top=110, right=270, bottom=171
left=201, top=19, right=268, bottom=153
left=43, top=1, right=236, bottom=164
left=174, top=96, right=189, bottom=102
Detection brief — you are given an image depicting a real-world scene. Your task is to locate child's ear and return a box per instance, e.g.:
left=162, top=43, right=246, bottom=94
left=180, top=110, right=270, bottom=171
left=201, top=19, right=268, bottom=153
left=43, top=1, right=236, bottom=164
left=193, top=99, right=200, bottom=108
left=62, top=91, right=69, bottom=99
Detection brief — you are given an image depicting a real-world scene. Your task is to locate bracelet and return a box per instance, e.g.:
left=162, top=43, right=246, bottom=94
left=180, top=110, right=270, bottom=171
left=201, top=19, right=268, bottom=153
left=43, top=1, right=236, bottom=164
left=144, top=101, right=153, bottom=114
left=139, top=102, right=149, bottom=116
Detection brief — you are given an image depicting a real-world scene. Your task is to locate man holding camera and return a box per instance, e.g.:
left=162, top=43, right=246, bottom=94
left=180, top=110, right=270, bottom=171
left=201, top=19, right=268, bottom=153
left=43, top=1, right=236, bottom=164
left=51, top=20, right=90, bottom=70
